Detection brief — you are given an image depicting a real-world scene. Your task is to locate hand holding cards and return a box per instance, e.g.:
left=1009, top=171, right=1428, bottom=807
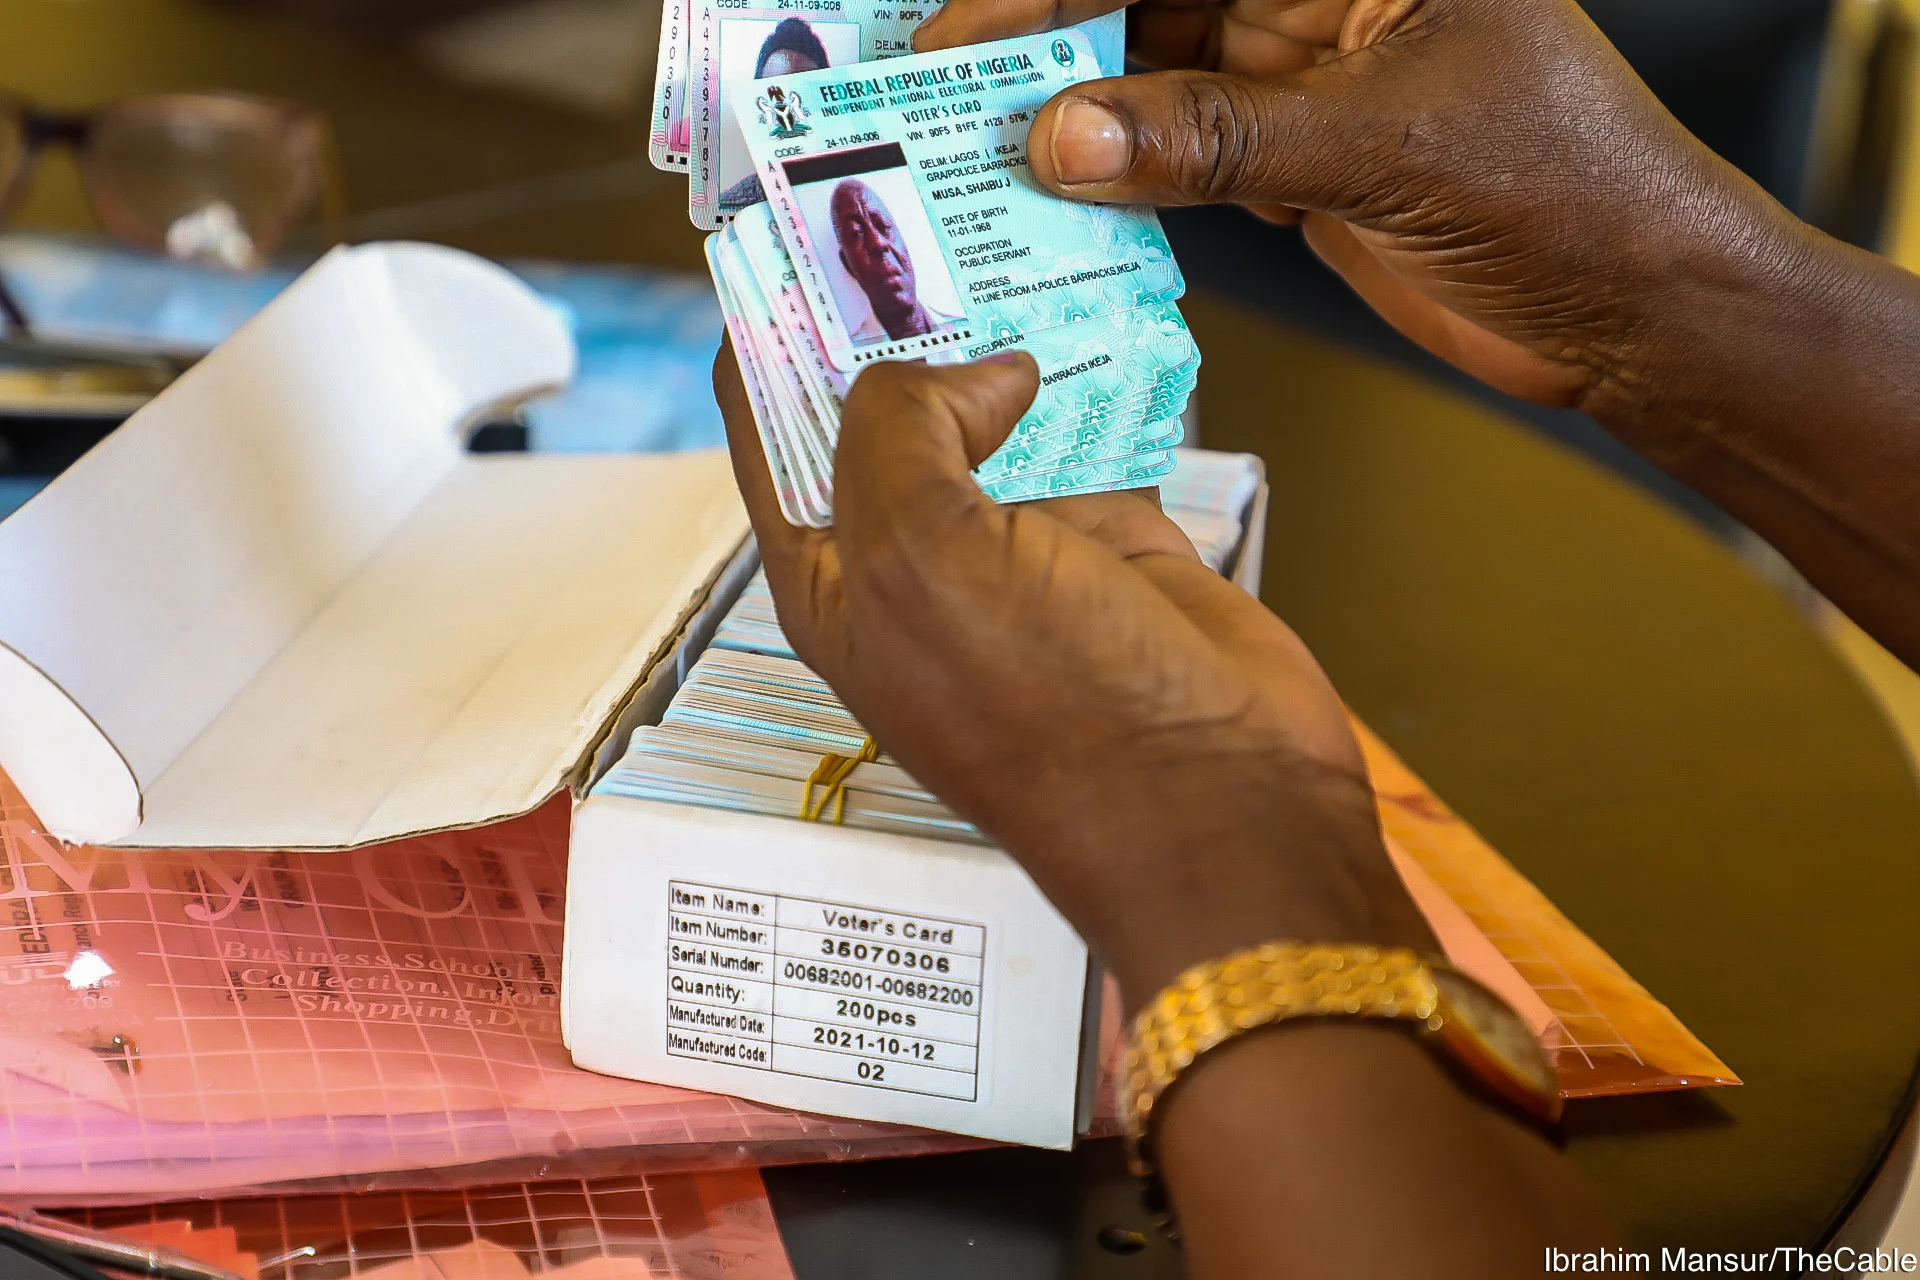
left=646, top=0, right=1199, bottom=525
left=708, top=31, right=1200, bottom=525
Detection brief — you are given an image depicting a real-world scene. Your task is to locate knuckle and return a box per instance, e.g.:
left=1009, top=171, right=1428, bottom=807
left=851, top=362, right=975, bottom=441
left=898, top=379, right=970, bottom=433
left=1161, top=76, right=1269, bottom=202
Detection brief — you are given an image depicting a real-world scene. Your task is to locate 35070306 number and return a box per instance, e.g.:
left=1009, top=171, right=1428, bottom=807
left=819, top=938, right=951, bottom=973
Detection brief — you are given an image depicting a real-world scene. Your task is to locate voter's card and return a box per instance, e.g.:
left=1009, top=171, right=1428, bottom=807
left=973, top=302, right=1196, bottom=479
left=693, top=0, right=870, bottom=226
left=742, top=30, right=1183, bottom=370
left=693, top=7, right=1124, bottom=227
left=709, top=239, right=815, bottom=526
left=651, top=0, right=695, bottom=169
left=732, top=201, right=855, bottom=427
left=983, top=450, right=1174, bottom=504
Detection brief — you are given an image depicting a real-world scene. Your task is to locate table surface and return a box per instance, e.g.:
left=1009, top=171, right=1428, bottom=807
left=9, top=0, right=1920, bottom=1269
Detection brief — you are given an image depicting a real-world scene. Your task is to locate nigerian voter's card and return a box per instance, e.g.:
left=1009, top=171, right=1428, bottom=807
left=740, top=30, right=1184, bottom=370
left=691, top=0, right=899, bottom=228
left=692, top=7, right=1123, bottom=228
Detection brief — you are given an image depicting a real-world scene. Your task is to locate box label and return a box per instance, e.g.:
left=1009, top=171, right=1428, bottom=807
left=666, top=879, right=983, bottom=1101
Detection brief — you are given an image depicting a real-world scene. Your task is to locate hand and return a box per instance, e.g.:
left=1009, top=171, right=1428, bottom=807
left=917, top=0, right=1810, bottom=421
left=716, top=345, right=1434, bottom=1008
left=918, top=0, right=1920, bottom=689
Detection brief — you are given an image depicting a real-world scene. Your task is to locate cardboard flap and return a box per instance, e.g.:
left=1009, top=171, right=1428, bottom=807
left=0, top=243, right=749, bottom=849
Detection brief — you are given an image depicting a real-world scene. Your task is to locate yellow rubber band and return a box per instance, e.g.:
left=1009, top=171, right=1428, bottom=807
left=799, top=737, right=879, bottom=824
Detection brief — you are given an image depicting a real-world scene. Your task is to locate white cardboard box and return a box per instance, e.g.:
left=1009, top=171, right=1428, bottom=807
left=0, top=242, right=751, bottom=850
left=564, top=799, right=1106, bottom=1148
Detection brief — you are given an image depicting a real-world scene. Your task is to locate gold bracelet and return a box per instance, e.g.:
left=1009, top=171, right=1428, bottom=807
left=1121, top=942, right=1441, bottom=1179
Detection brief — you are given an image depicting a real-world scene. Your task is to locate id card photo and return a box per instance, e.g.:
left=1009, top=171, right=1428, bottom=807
left=718, top=17, right=862, bottom=216
left=782, top=143, right=966, bottom=347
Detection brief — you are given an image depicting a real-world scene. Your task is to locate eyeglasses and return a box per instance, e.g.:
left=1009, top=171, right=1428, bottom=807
left=0, top=91, right=343, bottom=337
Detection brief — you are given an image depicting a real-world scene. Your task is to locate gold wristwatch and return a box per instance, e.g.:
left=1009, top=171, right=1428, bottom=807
left=1121, top=943, right=1562, bottom=1182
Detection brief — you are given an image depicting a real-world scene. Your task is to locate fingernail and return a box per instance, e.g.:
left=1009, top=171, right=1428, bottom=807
left=974, top=350, right=1024, bottom=364
left=1049, top=99, right=1130, bottom=186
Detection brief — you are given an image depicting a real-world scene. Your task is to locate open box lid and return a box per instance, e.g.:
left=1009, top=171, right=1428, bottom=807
left=0, top=242, right=749, bottom=850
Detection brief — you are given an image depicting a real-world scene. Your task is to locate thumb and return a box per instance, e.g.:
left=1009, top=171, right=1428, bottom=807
left=833, top=353, right=1039, bottom=561
left=1027, top=65, right=1396, bottom=214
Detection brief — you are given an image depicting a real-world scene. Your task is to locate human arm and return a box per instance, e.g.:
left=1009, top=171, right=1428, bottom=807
left=915, top=0, right=1920, bottom=670
left=715, top=345, right=1618, bottom=1277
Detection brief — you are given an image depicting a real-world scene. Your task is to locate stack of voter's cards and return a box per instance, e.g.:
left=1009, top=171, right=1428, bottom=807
left=615, top=648, right=984, bottom=843
left=1160, top=446, right=1264, bottom=572
left=594, top=449, right=1263, bottom=831
left=706, top=30, right=1197, bottom=525
left=645, top=0, right=1198, bottom=526
left=604, top=597, right=977, bottom=842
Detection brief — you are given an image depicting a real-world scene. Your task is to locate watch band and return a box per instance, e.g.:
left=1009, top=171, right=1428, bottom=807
left=1121, top=942, right=1443, bottom=1180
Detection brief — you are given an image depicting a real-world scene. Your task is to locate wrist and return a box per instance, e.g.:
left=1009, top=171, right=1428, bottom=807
left=1001, top=766, right=1439, bottom=1012
left=1576, top=173, right=1885, bottom=461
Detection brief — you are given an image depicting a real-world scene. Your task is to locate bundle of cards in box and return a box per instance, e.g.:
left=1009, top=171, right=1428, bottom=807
left=606, top=452, right=1260, bottom=840
left=562, top=450, right=1264, bottom=1146
left=647, top=0, right=1199, bottom=525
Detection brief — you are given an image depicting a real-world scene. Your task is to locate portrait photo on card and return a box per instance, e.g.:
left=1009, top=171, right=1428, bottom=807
left=718, top=16, right=859, bottom=213
left=783, top=144, right=965, bottom=347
